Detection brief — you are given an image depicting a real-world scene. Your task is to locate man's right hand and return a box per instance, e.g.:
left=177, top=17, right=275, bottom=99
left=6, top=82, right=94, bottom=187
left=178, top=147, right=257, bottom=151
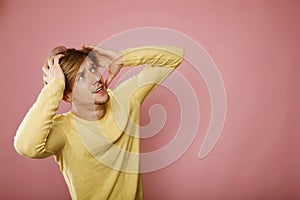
left=42, top=54, right=65, bottom=85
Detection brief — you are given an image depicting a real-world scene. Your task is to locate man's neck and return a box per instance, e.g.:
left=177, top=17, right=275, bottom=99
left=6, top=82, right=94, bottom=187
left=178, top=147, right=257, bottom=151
left=71, top=104, right=106, bottom=121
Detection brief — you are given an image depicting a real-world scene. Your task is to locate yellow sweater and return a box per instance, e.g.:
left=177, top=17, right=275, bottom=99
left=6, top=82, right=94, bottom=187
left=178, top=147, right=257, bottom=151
left=14, top=45, right=184, bottom=200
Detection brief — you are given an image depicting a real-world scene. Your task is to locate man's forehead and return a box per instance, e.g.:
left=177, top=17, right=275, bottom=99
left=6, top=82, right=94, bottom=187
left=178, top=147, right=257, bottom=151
left=82, top=57, right=94, bottom=65
left=76, top=58, right=92, bottom=74
left=76, top=57, right=106, bottom=75
left=79, top=57, right=94, bottom=69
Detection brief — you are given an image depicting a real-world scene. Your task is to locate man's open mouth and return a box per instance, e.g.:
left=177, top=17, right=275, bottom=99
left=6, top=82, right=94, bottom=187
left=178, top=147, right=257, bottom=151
left=93, top=86, right=104, bottom=93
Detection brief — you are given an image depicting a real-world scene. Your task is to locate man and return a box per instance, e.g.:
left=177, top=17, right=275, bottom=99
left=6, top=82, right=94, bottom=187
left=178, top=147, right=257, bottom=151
left=14, top=44, right=184, bottom=200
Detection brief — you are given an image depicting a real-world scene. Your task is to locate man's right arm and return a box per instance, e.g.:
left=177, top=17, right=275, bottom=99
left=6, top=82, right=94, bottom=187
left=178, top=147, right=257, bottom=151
left=14, top=78, right=66, bottom=158
left=14, top=54, right=66, bottom=159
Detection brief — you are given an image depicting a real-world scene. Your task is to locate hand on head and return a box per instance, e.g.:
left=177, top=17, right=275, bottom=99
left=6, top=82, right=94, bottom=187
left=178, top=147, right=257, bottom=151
left=42, top=45, right=124, bottom=88
left=42, top=54, right=65, bottom=85
left=82, top=45, right=124, bottom=88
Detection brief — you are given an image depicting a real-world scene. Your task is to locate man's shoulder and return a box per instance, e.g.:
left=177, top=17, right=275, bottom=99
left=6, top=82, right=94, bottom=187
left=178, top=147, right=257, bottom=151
left=53, top=112, right=73, bottom=125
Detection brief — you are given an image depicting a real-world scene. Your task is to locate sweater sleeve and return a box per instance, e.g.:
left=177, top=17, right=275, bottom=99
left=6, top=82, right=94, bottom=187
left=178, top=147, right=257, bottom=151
left=115, top=45, right=184, bottom=104
left=14, top=78, right=66, bottom=158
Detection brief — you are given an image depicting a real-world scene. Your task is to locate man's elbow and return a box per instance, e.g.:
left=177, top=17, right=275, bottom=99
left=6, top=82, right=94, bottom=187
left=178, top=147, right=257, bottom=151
left=170, top=47, right=184, bottom=68
left=14, top=137, right=42, bottom=158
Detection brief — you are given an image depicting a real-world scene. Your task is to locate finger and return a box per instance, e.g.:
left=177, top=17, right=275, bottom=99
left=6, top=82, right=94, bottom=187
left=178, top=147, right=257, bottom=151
left=84, top=45, right=105, bottom=54
left=47, top=56, right=54, bottom=68
left=42, top=64, right=49, bottom=73
left=100, top=76, right=105, bottom=85
left=82, top=45, right=95, bottom=49
left=105, top=74, right=115, bottom=88
left=53, top=54, right=64, bottom=65
left=99, top=68, right=108, bottom=85
left=43, top=75, right=48, bottom=85
left=105, top=79, right=109, bottom=88
left=43, top=72, right=48, bottom=85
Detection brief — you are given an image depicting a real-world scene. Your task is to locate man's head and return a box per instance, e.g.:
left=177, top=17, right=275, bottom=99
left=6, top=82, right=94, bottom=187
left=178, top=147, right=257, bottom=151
left=46, top=46, right=109, bottom=106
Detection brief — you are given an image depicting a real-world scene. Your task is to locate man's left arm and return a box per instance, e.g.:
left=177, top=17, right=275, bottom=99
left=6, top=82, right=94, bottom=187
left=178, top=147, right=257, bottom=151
left=115, top=45, right=184, bottom=104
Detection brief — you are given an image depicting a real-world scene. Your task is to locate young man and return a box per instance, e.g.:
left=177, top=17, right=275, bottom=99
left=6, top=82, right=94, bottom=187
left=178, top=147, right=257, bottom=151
left=14, top=44, right=184, bottom=200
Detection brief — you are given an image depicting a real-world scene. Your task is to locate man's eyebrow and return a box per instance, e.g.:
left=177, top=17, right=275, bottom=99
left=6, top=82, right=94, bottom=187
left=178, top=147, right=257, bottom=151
left=85, top=60, right=95, bottom=66
left=77, top=68, right=86, bottom=76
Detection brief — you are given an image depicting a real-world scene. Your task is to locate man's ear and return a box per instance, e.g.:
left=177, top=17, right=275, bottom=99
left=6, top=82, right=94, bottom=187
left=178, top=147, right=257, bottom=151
left=63, top=93, right=72, bottom=103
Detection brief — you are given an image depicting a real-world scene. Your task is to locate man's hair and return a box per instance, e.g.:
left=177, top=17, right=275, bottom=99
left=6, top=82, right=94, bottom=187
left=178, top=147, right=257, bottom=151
left=45, top=46, right=96, bottom=95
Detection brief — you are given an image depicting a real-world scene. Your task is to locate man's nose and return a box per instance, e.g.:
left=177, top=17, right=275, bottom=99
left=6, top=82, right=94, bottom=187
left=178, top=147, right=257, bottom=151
left=91, top=72, right=102, bottom=85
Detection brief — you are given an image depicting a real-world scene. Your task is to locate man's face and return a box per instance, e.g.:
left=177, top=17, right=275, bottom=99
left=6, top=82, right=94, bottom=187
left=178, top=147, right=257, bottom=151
left=71, top=57, right=109, bottom=107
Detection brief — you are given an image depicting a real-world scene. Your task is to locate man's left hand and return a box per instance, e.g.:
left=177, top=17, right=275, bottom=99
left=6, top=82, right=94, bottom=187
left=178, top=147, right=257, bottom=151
left=83, top=45, right=124, bottom=88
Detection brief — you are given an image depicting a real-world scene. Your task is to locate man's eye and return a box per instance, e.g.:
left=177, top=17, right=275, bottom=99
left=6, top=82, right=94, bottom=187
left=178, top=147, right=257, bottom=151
left=78, top=74, right=84, bottom=80
left=90, top=65, right=98, bottom=72
left=90, top=67, right=96, bottom=72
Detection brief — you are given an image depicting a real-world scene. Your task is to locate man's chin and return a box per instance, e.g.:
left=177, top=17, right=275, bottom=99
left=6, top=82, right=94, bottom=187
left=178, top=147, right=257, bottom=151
left=95, top=95, right=110, bottom=105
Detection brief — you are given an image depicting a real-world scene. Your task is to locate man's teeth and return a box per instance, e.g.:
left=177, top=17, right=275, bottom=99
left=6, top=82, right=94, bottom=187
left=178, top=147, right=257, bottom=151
left=95, top=87, right=103, bottom=93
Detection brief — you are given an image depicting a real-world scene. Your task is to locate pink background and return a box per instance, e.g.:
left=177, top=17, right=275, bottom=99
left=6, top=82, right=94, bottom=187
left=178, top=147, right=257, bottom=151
left=1, top=0, right=300, bottom=199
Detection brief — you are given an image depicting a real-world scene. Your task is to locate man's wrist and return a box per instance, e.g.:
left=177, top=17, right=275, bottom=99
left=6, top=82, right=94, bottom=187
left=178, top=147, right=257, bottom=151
left=116, top=53, right=124, bottom=67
